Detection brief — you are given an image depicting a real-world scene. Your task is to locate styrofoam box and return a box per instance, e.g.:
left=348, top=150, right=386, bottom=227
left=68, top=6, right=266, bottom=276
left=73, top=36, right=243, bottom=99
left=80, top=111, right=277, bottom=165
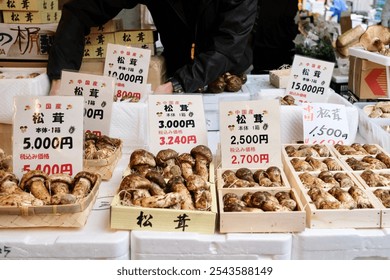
left=0, top=154, right=131, bottom=259
left=253, top=89, right=359, bottom=144
left=243, top=74, right=286, bottom=95
left=292, top=228, right=390, bottom=260
left=131, top=231, right=292, bottom=260
left=0, top=68, right=49, bottom=124
left=354, top=102, right=390, bottom=153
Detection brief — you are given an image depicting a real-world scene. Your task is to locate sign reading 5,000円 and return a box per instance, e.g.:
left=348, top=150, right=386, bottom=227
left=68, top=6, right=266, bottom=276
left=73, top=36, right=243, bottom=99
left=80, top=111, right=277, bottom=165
left=13, top=96, right=84, bottom=179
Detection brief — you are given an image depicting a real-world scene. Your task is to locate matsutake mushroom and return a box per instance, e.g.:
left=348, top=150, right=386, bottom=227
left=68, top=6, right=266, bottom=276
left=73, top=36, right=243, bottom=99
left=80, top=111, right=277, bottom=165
left=49, top=173, right=76, bottom=205
left=72, top=171, right=98, bottom=200
left=190, top=145, right=213, bottom=182
left=19, top=170, right=51, bottom=204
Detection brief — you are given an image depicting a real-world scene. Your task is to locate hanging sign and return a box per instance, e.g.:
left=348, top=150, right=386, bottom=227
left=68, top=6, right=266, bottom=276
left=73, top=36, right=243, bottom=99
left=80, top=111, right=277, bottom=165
left=285, top=55, right=335, bottom=103
left=13, top=96, right=84, bottom=179
left=219, top=99, right=281, bottom=169
left=104, top=43, right=151, bottom=102
left=59, top=70, right=115, bottom=136
left=148, top=94, right=208, bottom=155
left=302, top=102, right=350, bottom=145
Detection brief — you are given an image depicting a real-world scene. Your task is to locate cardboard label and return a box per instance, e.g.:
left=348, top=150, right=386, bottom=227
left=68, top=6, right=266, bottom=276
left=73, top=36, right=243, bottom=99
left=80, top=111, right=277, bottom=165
left=302, top=103, right=351, bottom=145
left=0, top=0, right=58, bottom=11
left=114, top=30, right=156, bottom=45
left=147, top=94, right=208, bottom=155
left=2, top=10, right=61, bottom=24
left=13, top=96, right=84, bottom=179
left=103, top=43, right=151, bottom=102
left=219, top=99, right=281, bottom=169
left=59, top=71, right=115, bottom=136
left=286, top=55, right=335, bottom=103
left=0, top=23, right=57, bottom=60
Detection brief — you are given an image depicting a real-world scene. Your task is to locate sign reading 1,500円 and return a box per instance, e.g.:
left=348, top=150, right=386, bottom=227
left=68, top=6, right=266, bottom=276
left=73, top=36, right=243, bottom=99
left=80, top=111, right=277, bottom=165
left=22, top=136, right=73, bottom=150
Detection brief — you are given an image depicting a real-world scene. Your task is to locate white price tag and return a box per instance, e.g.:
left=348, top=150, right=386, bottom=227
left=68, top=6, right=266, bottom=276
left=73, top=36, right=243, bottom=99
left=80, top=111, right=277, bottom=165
left=219, top=99, right=282, bottom=169
left=147, top=94, right=208, bottom=155
left=12, top=96, right=84, bottom=179
left=302, top=103, right=350, bottom=145
left=104, top=43, right=151, bottom=102
left=285, top=55, right=335, bottom=103
left=59, top=71, right=115, bottom=136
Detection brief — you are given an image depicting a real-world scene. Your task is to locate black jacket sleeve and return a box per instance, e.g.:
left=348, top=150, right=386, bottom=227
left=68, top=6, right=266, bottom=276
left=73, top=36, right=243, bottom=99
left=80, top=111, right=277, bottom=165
left=175, top=0, right=257, bottom=92
left=47, top=0, right=138, bottom=80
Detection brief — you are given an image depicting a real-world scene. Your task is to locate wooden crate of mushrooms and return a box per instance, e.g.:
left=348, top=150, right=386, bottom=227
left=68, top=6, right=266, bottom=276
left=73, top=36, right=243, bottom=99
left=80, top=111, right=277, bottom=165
left=110, top=145, right=218, bottom=234
left=83, top=132, right=123, bottom=180
left=216, top=166, right=306, bottom=233
left=0, top=169, right=101, bottom=228
left=282, top=144, right=383, bottom=229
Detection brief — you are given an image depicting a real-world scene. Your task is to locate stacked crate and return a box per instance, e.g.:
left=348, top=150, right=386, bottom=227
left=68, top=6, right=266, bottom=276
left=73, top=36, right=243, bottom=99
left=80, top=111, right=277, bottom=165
left=0, top=0, right=59, bottom=60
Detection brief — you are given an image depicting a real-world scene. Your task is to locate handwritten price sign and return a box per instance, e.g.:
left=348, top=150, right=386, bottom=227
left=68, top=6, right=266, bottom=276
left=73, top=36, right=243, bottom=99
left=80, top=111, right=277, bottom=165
left=302, top=103, right=350, bottom=145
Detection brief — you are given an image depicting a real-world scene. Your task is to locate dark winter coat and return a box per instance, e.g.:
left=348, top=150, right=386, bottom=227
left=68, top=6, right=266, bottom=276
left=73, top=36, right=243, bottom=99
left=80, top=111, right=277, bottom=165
left=47, top=0, right=257, bottom=92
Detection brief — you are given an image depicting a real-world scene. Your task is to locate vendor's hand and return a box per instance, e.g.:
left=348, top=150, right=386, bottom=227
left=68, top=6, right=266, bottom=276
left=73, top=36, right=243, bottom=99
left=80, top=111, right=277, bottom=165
left=49, top=79, right=62, bottom=96
left=154, top=82, right=173, bottom=94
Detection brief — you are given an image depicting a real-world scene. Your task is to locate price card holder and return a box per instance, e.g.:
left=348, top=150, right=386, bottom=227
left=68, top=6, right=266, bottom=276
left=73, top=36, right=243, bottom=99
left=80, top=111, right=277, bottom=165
left=59, top=70, right=115, bottom=136
left=219, top=99, right=282, bottom=169
left=104, top=43, right=151, bottom=102
left=13, top=96, right=84, bottom=179
left=285, top=55, right=335, bottom=104
left=148, top=94, right=208, bottom=155
left=302, top=103, right=351, bottom=145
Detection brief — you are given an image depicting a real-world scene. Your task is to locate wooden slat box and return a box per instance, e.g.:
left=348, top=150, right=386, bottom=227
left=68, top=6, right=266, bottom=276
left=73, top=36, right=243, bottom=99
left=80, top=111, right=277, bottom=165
left=0, top=175, right=101, bottom=228
left=289, top=170, right=382, bottom=229
left=218, top=188, right=306, bottom=233
left=110, top=183, right=217, bottom=234
left=83, top=140, right=122, bottom=181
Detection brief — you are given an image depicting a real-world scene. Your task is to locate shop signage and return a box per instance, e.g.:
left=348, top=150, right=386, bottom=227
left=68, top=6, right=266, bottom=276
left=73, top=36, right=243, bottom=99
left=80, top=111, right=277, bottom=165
left=219, top=99, right=281, bottom=169
left=59, top=70, right=115, bottom=136
left=285, top=55, right=335, bottom=103
left=103, top=43, right=151, bottom=102
left=302, top=102, right=350, bottom=145
left=147, top=94, right=208, bottom=155
left=13, top=96, right=84, bottom=179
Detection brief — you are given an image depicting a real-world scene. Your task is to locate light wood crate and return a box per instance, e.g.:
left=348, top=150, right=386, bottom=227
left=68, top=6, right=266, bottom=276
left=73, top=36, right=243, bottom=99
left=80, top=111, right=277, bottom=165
left=0, top=175, right=101, bottom=228
left=218, top=188, right=306, bottom=233
left=287, top=169, right=382, bottom=229
left=110, top=183, right=218, bottom=234
left=83, top=141, right=122, bottom=181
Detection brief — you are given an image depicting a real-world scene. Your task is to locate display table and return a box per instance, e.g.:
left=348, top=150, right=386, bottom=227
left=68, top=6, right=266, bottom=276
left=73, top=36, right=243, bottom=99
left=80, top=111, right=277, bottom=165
left=0, top=155, right=131, bottom=260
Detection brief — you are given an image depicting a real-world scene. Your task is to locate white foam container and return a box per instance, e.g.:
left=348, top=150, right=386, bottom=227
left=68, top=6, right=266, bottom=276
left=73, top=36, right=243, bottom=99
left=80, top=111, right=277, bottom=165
left=131, top=231, right=292, bottom=260
left=292, top=228, right=390, bottom=260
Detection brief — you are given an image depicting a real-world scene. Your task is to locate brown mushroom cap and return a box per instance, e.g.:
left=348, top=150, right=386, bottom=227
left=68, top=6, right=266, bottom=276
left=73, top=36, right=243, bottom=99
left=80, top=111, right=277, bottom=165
left=190, top=145, right=213, bottom=163
left=73, top=171, right=98, bottom=188
left=119, top=173, right=152, bottom=192
left=155, top=149, right=178, bottom=167
left=177, top=153, right=196, bottom=166
left=129, top=149, right=156, bottom=169
left=235, top=168, right=254, bottom=182
left=186, top=174, right=209, bottom=191
left=19, top=170, right=49, bottom=192
left=145, top=170, right=166, bottom=189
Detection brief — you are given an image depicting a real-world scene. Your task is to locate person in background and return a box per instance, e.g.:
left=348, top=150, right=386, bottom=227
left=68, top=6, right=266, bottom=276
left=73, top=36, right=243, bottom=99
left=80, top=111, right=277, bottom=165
left=329, top=0, right=348, bottom=22
left=251, top=0, right=299, bottom=74
left=47, top=0, right=257, bottom=95
left=381, top=0, right=390, bottom=27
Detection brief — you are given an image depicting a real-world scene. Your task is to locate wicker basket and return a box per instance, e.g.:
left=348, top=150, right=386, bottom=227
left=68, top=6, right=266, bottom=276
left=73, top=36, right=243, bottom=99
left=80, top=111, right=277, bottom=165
left=0, top=175, right=101, bottom=228
left=83, top=141, right=122, bottom=181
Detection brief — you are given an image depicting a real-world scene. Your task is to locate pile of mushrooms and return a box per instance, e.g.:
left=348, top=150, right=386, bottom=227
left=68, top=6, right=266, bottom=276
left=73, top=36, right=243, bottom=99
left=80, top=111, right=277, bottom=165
left=84, top=132, right=121, bottom=160
left=0, top=170, right=98, bottom=207
left=223, top=190, right=297, bottom=212
left=0, top=148, right=12, bottom=171
left=221, top=166, right=285, bottom=188
left=205, top=73, right=247, bottom=93
left=118, top=145, right=213, bottom=211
